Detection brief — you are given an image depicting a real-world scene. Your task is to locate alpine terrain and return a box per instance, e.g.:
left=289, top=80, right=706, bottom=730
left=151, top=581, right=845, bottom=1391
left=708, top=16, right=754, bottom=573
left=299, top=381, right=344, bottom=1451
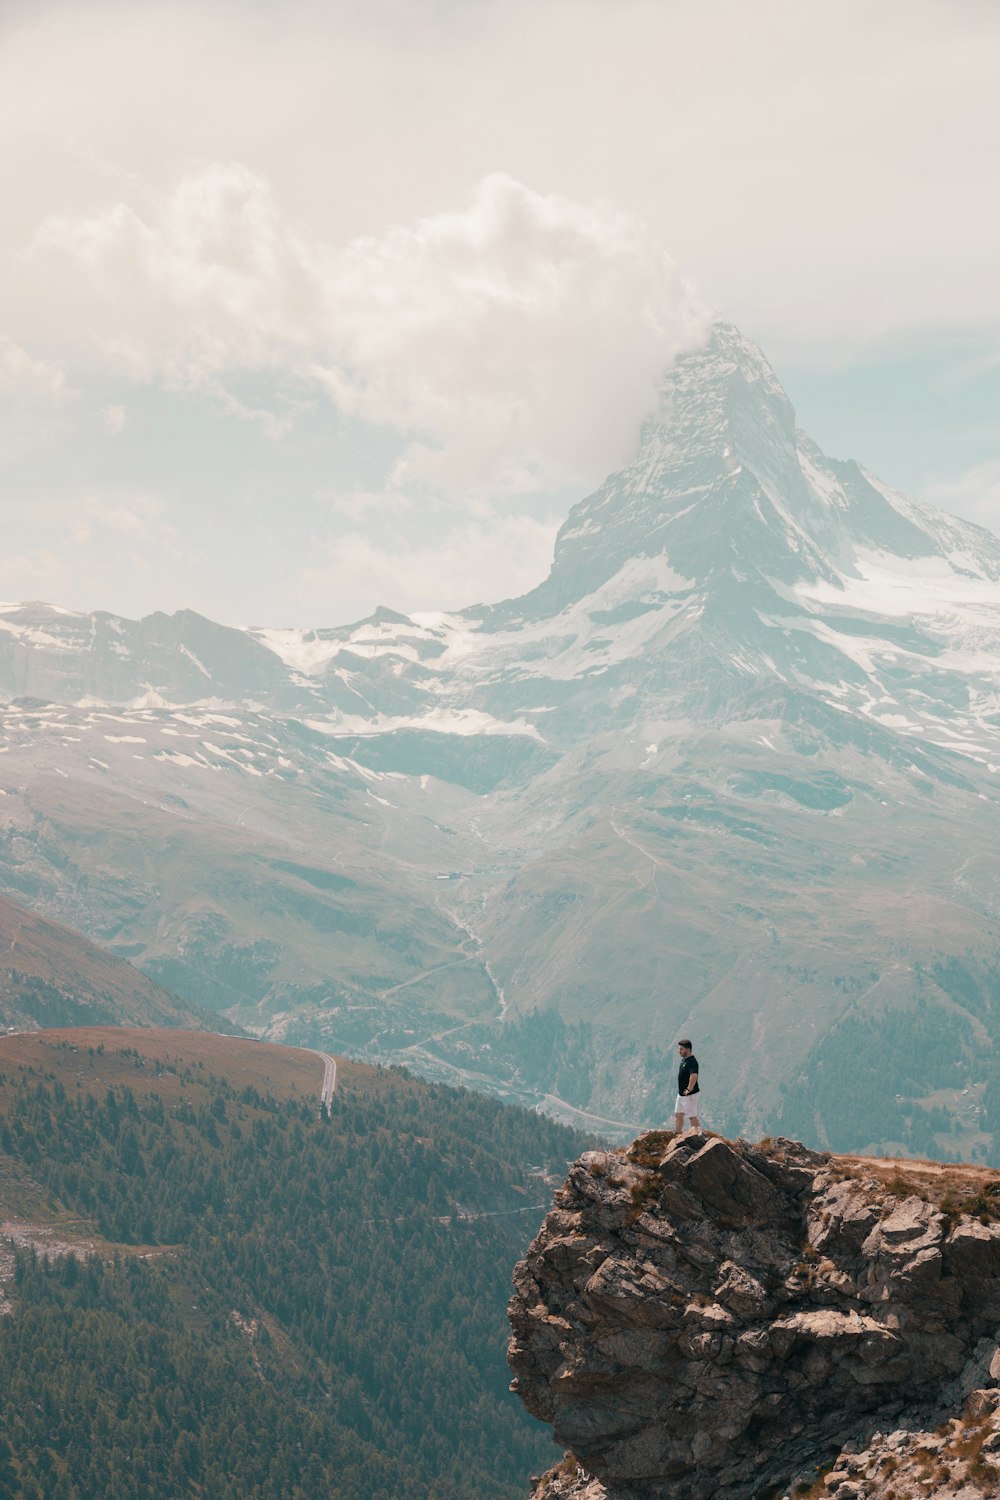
left=2, top=322, right=1000, bottom=1159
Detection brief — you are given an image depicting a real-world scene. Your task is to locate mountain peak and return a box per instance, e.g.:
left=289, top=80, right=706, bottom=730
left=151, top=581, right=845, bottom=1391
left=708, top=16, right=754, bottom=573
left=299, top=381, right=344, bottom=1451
left=690, top=316, right=798, bottom=427
left=493, top=320, right=995, bottom=631
left=488, top=320, right=828, bottom=625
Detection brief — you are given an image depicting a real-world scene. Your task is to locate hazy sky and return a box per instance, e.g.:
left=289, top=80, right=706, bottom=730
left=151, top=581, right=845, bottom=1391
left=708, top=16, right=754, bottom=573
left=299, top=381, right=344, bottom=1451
left=2, top=0, right=999, bottom=625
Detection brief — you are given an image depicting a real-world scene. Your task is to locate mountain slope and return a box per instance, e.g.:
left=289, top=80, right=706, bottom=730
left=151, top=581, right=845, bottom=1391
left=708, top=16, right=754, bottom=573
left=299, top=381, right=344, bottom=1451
left=0, top=890, right=210, bottom=1030
left=0, top=1027, right=590, bottom=1500
left=2, top=321, right=999, bottom=1158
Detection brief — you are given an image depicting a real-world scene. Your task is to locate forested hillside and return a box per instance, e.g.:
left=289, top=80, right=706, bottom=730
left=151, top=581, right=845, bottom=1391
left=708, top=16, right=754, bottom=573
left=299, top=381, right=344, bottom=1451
left=0, top=1031, right=590, bottom=1499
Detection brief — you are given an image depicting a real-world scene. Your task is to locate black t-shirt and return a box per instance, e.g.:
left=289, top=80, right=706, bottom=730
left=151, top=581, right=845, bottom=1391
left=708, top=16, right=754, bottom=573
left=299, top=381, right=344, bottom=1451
left=678, top=1055, right=700, bottom=1095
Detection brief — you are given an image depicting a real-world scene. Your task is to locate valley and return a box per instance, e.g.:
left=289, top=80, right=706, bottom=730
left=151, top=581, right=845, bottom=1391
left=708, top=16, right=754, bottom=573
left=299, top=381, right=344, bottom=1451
left=2, top=323, right=1000, bottom=1161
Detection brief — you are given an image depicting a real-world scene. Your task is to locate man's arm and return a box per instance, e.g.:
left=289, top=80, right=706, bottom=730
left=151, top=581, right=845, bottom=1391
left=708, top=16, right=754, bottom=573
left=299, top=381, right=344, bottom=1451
left=685, top=1072, right=698, bottom=1094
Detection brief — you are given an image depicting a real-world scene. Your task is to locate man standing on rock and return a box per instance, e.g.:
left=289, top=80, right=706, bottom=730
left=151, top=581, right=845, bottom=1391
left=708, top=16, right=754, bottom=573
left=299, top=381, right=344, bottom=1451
left=674, top=1039, right=700, bottom=1132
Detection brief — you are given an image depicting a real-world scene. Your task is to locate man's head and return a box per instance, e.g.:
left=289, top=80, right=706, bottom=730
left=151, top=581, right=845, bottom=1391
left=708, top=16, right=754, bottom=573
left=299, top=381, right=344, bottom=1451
left=678, top=1039, right=692, bottom=1056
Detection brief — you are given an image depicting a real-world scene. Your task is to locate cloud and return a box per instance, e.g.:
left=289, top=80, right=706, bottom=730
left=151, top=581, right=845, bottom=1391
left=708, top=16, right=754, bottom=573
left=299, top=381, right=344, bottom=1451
left=0, top=337, right=74, bottom=466
left=73, top=494, right=166, bottom=543
left=5, top=0, right=1000, bottom=366
left=100, top=403, right=126, bottom=433
left=35, top=162, right=323, bottom=384
left=32, top=166, right=709, bottom=493
left=2, top=0, right=999, bottom=630
left=319, top=487, right=415, bottom=523
left=0, top=549, right=78, bottom=607
left=299, top=509, right=560, bottom=620
left=66, top=496, right=195, bottom=576
left=0, top=488, right=203, bottom=617
left=0, top=335, right=69, bottom=403
left=314, top=173, right=709, bottom=492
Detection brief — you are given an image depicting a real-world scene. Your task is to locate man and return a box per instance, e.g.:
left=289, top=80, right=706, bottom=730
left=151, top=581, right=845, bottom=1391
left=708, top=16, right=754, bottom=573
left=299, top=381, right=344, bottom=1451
left=674, top=1039, right=701, bottom=1133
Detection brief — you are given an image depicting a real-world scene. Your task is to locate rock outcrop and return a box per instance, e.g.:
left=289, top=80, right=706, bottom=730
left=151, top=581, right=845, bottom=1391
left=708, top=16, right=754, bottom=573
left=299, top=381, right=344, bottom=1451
left=508, top=1131, right=1000, bottom=1500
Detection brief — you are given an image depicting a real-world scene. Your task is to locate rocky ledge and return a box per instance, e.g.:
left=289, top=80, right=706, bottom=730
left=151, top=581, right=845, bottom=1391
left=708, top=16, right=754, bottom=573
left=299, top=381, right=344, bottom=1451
left=508, top=1131, right=1000, bottom=1500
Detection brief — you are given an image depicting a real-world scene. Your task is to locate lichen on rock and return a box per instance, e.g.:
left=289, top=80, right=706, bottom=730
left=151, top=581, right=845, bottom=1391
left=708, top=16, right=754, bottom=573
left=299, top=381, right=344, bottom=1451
left=508, top=1131, right=1000, bottom=1500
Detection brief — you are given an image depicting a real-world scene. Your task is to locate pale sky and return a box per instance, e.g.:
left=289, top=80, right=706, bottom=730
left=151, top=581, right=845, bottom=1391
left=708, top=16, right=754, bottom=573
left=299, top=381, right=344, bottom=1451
left=2, top=0, right=999, bottom=625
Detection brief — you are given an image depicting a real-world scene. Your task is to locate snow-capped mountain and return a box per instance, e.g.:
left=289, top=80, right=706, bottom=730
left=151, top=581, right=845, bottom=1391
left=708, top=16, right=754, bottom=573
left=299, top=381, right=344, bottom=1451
left=2, top=322, right=999, bottom=1158
left=6, top=321, right=1000, bottom=763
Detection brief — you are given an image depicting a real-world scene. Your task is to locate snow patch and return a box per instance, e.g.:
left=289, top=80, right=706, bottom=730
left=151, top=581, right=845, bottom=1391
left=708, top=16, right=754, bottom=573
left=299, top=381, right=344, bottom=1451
left=793, top=548, right=1000, bottom=625
left=249, top=627, right=343, bottom=675
left=130, top=688, right=174, bottom=710
left=303, top=708, right=544, bottom=741
left=0, top=621, right=74, bottom=650
left=179, top=644, right=212, bottom=678
left=154, top=751, right=205, bottom=769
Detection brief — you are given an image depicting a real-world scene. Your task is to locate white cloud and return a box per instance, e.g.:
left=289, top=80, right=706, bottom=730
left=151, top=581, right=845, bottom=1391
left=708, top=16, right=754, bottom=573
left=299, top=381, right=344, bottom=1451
left=314, top=174, right=708, bottom=493
left=3, top=0, right=1000, bottom=629
left=73, top=494, right=166, bottom=542
left=35, top=162, right=323, bottom=384
left=0, top=337, right=74, bottom=467
left=32, top=166, right=709, bottom=493
left=3, top=0, right=999, bottom=362
left=0, top=490, right=201, bottom=617
left=299, top=510, right=560, bottom=620
left=0, top=548, right=78, bottom=606
left=100, top=403, right=126, bottom=433
left=0, top=335, right=68, bottom=403
left=319, top=487, right=415, bottom=523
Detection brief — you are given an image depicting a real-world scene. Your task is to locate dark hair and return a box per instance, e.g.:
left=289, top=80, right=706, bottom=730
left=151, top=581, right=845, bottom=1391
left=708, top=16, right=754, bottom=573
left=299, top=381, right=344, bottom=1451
left=678, top=1038, right=692, bottom=1049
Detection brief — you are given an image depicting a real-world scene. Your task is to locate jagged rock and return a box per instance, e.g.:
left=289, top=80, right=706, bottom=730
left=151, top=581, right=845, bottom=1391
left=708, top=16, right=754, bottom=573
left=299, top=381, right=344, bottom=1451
left=530, top=1461, right=607, bottom=1500
left=509, top=1132, right=1000, bottom=1500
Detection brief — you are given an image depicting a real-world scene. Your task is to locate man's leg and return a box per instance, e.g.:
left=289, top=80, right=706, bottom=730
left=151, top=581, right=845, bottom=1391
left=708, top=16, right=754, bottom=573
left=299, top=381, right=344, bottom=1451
left=690, top=1114, right=700, bottom=1130
left=674, top=1111, right=683, bottom=1132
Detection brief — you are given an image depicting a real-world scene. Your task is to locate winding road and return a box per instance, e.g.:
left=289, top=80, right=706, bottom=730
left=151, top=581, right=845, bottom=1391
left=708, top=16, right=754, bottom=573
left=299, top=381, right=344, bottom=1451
left=300, top=1039, right=639, bottom=1136
left=303, top=1048, right=337, bottom=1110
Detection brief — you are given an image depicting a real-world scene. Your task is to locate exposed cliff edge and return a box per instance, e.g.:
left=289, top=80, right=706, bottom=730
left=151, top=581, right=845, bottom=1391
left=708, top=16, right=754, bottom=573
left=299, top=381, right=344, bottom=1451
left=508, top=1131, right=1000, bottom=1500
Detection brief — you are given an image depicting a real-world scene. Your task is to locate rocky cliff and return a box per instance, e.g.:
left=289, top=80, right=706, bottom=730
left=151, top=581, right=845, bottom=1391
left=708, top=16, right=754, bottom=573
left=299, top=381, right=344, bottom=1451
left=508, top=1131, right=1000, bottom=1500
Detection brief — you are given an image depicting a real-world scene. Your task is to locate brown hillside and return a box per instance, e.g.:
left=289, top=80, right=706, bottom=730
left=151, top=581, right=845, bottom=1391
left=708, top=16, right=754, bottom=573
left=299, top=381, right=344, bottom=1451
left=0, top=1026, right=337, bottom=1101
left=0, top=892, right=208, bottom=1030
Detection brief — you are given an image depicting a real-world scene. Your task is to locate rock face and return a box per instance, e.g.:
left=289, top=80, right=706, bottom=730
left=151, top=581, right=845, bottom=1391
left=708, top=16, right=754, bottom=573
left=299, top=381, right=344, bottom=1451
left=508, top=1132, right=1000, bottom=1499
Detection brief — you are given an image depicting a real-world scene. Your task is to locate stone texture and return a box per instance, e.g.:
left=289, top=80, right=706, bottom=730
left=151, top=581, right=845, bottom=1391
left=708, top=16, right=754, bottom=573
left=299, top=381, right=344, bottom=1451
left=509, top=1131, right=1000, bottom=1500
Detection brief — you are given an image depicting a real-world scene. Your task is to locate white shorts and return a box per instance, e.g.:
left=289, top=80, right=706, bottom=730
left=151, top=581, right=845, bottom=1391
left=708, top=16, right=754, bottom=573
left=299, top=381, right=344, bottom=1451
left=674, top=1092, right=702, bottom=1117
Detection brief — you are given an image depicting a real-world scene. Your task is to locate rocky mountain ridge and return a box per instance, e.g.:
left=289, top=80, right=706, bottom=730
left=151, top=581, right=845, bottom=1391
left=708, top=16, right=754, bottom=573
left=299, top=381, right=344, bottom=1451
left=2, top=321, right=1000, bottom=1154
left=509, top=1132, right=1000, bottom=1500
